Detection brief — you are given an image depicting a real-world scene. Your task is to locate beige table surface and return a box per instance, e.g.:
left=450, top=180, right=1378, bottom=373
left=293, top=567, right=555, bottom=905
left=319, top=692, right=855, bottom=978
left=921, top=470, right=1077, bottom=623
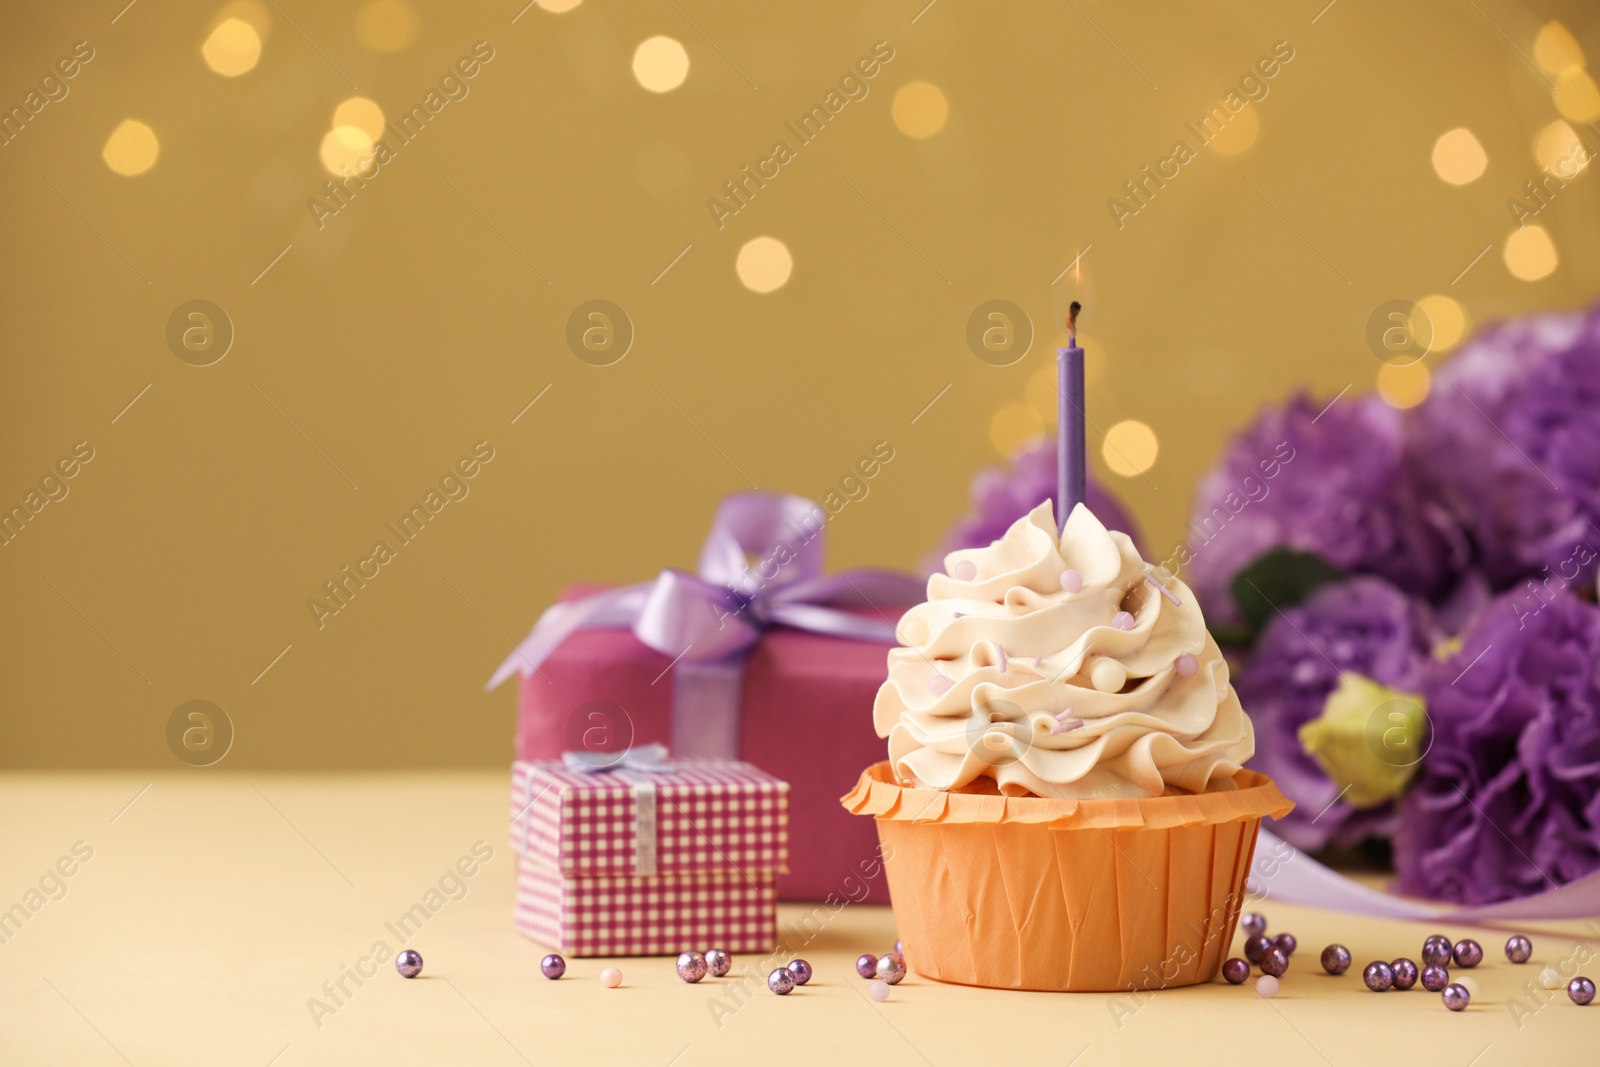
left=2, top=773, right=1594, bottom=1065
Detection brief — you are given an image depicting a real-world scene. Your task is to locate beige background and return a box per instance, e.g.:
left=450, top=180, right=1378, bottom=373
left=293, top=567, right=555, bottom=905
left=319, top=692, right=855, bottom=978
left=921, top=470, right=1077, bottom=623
left=2, top=0, right=1598, bottom=768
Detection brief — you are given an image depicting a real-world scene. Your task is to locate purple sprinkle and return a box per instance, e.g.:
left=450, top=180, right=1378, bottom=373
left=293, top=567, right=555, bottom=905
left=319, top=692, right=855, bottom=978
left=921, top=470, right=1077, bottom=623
left=995, top=644, right=1007, bottom=674
left=1144, top=573, right=1181, bottom=606
left=1033, top=656, right=1044, bottom=668
left=1050, top=711, right=1083, bottom=735
left=928, top=674, right=953, bottom=697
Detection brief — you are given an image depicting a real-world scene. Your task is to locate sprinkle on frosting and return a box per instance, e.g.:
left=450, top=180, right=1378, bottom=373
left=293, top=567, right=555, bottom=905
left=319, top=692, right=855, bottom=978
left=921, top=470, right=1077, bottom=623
left=873, top=501, right=1254, bottom=798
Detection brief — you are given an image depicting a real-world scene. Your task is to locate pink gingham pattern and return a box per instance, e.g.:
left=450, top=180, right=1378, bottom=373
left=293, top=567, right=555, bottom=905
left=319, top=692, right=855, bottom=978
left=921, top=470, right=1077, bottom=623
left=513, top=855, right=777, bottom=956
left=509, top=758, right=789, bottom=878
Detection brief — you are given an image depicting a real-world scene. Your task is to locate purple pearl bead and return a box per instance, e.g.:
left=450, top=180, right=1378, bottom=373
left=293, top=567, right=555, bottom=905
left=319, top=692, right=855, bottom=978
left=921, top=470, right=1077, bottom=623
left=1112, top=611, right=1136, bottom=631
left=676, top=951, right=708, bottom=984
left=1391, top=958, right=1419, bottom=990
left=706, top=949, right=732, bottom=977
left=1243, top=935, right=1272, bottom=964
left=1241, top=913, right=1267, bottom=938
left=1505, top=935, right=1533, bottom=964
left=768, top=968, right=796, bottom=995
left=786, top=959, right=813, bottom=986
left=1421, top=965, right=1451, bottom=992
left=1570, top=977, right=1596, bottom=1006
left=1421, top=936, right=1452, bottom=967
left=1452, top=939, right=1484, bottom=968
left=1259, top=947, right=1289, bottom=978
left=1222, top=958, right=1250, bottom=984
left=1363, top=961, right=1395, bottom=992
left=396, top=949, right=423, bottom=978
left=1272, top=933, right=1297, bottom=957
left=875, top=953, right=907, bottom=985
left=855, top=953, right=878, bottom=979
left=1443, top=982, right=1471, bottom=1011
left=540, top=953, right=566, bottom=979
left=1320, top=944, right=1351, bottom=975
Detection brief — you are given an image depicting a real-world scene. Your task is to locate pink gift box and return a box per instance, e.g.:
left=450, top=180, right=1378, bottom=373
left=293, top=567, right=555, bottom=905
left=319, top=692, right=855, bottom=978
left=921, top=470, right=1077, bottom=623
left=509, top=758, right=788, bottom=956
left=514, top=585, right=902, bottom=903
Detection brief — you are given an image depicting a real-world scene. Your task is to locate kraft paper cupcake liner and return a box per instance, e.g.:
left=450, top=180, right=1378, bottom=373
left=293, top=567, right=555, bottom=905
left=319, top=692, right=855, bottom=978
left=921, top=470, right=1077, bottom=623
left=843, top=761, right=1292, bottom=992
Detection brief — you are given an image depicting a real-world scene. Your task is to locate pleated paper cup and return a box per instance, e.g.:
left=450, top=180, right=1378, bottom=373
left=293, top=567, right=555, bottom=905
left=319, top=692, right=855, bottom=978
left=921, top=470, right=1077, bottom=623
left=842, top=761, right=1292, bottom=992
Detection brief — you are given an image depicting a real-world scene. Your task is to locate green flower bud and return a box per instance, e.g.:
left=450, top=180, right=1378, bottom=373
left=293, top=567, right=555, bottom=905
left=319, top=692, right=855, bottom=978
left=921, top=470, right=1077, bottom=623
left=1297, top=673, right=1426, bottom=809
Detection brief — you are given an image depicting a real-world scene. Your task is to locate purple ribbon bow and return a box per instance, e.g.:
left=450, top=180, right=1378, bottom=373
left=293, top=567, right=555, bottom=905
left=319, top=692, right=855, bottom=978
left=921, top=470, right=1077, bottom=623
left=488, top=492, right=923, bottom=758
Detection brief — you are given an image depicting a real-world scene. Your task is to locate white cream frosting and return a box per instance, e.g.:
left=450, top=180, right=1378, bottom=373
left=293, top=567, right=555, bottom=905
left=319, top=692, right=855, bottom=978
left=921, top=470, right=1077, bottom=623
left=875, top=501, right=1254, bottom=798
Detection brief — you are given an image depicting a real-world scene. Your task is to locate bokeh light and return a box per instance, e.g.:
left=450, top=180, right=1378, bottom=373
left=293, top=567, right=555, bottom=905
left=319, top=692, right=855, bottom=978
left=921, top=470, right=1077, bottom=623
left=539, top=0, right=585, bottom=10
left=632, top=36, right=690, bottom=93
left=1554, top=70, right=1600, bottom=123
left=988, top=403, right=1044, bottom=458
left=1025, top=362, right=1060, bottom=427
left=1376, top=361, right=1432, bottom=410
left=1208, top=106, right=1259, bottom=156
left=1431, top=127, right=1487, bottom=184
left=202, top=17, right=262, bottom=76
left=320, top=126, right=374, bottom=175
left=1503, top=224, right=1559, bottom=281
left=735, top=236, right=792, bottom=293
left=333, top=97, right=386, bottom=141
left=102, top=120, right=160, bottom=176
left=1534, top=21, right=1585, bottom=76
left=1102, top=420, right=1159, bottom=477
left=1414, top=294, right=1467, bottom=353
left=355, top=0, right=418, bottom=54
left=891, top=82, right=949, bottom=139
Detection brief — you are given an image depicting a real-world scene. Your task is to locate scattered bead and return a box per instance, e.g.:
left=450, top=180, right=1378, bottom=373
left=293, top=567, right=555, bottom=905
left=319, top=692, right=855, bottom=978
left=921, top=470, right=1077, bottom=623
left=856, top=954, right=879, bottom=979
left=1320, top=944, right=1351, bottom=975
left=1391, top=958, right=1419, bottom=991
left=677, top=951, right=708, bottom=984
left=1569, top=977, right=1596, bottom=1006
left=787, top=959, right=813, bottom=986
left=1060, top=569, right=1083, bottom=593
left=868, top=980, right=891, bottom=1002
left=706, top=948, right=732, bottom=977
left=1421, top=936, right=1453, bottom=968
left=1421, top=965, right=1451, bottom=992
left=1272, top=933, right=1297, bottom=957
left=540, top=953, right=566, bottom=980
left=1455, top=976, right=1479, bottom=998
left=1259, top=947, right=1289, bottom=978
left=396, top=950, right=423, bottom=979
left=928, top=674, right=953, bottom=697
left=1112, top=611, right=1136, bottom=631
left=1090, top=658, right=1127, bottom=693
left=876, top=953, right=907, bottom=985
left=1241, top=913, right=1268, bottom=938
left=1505, top=935, right=1533, bottom=964
left=1539, top=966, right=1564, bottom=990
left=1255, top=975, right=1280, bottom=999
left=768, top=968, right=795, bottom=995
left=953, top=560, right=976, bottom=581
left=1222, top=958, right=1250, bottom=984
left=1442, top=983, right=1470, bottom=1011
left=1244, top=935, right=1272, bottom=964
left=600, top=967, right=623, bottom=988
left=1175, top=654, right=1199, bottom=678
left=1452, top=939, right=1483, bottom=968
left=1363, top=961, right=1395, bottom=992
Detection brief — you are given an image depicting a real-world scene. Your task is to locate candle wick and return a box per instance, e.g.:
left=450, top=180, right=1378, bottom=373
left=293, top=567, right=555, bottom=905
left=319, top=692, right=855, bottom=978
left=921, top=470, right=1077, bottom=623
left=1067, top=301, right=1082, bottom=346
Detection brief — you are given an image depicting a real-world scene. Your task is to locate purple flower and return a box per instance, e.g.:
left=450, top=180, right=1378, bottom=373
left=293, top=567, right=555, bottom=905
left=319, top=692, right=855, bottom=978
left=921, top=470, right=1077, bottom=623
left=1395, top=586, right=1600, bottom=904
left=1235, top=577, right=1434, bottom=851
left=1409, top=303, right=1600, bottom=592
left=925, top=439, right=1137, bottom=567
left=1185, top=392, right=1467, bottom=628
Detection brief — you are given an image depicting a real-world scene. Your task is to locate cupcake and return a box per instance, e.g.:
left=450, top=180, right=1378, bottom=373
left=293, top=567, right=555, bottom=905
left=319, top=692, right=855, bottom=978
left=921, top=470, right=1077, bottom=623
left=843, top=500, right=1290, bottom=991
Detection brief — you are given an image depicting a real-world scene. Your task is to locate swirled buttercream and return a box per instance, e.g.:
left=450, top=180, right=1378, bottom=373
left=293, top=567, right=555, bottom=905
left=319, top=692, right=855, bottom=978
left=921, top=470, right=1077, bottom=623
left=875, top=501, right=1253, bottom=798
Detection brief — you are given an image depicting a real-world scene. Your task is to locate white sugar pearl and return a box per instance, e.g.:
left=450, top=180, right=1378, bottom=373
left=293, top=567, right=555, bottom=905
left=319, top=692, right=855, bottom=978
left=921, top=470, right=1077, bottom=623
left=1255, top=975, right=1279, bottom=998
left=1456, top=975, right=1479, bottom=998
left=1540, top=967, right=1563, bottom=990
left=1090, top=659, right=1127, bottom=693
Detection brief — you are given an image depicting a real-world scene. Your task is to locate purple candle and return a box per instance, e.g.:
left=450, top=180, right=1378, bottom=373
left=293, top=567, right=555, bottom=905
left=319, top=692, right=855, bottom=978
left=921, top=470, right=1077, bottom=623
left=1056, top=301, right=1085, bottom=534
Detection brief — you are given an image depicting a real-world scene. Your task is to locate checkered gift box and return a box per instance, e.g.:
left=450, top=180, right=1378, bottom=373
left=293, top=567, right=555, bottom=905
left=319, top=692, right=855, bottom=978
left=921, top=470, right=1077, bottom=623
left=509, top=757, right=788, bottom=956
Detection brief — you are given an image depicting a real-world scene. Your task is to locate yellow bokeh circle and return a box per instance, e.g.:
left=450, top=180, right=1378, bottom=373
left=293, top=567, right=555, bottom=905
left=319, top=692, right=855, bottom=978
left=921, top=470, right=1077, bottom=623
left=1431, top=128, right=1487, bottom=185
left=735, top=236, right=793, bottom=293
left=320, top=126, right=373, bottom=175
left=1555, top=70, right=1600, bottom=123
left=1377, top=362, right=1432, bottom=410
left=891, top=82, right=948, bottom=139
left=1535, top=120, right=1589, bottom=178
left=1504, top=225, right=1559, bottom=281
left=988, top=403, right=1044, bottom=459
left=539, top=0, right=585, bottom=11
left=1208, top=106, right=1259, bottom=156
left=1102, top=420, right=1159, bottom=478
left=202, top=18, right=262, bottom=77
left=355, top=0, right=419, bottom=53
left=1534, top=22, right=1585, bottom=76
left=333, top=97, right=386, bottom=141
left=633, top=36, right=690, bottom=93
left=1413, top=295, right=1468, bottom=353
left=103, top=120, right=160, bottom=177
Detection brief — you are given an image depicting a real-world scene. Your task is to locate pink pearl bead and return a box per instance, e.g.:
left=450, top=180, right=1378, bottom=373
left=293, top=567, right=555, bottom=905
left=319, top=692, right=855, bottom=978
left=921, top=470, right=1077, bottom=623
left=600, top=967, right=623, bottom=988
left=1060, top=569, right=1083, bottom=593
left=928, top=675, right=953, bottom=697
left=952, top=560, right=976, bottom=581
left=868, top=980, right=891, bottom=1002
left=1176, top=654, right=1198, bottom=677
left=1256, top=975, right=1280, bottom=999
left=1112, top=611, right=1135, bottom=630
